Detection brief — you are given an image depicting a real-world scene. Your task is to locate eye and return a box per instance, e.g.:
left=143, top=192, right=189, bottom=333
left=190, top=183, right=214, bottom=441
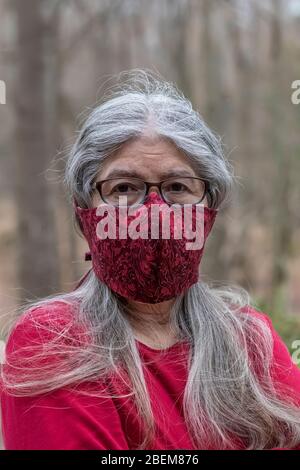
left=165, top=182, right=189, bottom=193
left=111, top=183, right=139, bottom=194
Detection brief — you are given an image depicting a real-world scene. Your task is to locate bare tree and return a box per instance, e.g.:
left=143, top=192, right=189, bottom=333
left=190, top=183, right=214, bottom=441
left=14, top=0, right=60, bottom=301
left=268, top=0, right=293, bottom=312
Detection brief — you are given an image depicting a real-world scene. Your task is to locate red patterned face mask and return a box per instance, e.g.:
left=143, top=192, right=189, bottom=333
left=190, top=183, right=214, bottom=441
left=74, top=192, right=218, bottom=304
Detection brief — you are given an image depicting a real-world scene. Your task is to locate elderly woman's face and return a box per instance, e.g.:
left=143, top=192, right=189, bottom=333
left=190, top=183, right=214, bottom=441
left=92, top=136, right=208, bottom=207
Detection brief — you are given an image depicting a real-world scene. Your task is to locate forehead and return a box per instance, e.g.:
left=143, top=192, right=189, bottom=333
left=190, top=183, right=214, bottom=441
left=98, top=136, right=197, bottom=179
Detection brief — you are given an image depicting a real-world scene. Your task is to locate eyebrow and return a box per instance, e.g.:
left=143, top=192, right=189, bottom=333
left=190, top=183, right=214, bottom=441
left=102, top=168, right=197, bottom=180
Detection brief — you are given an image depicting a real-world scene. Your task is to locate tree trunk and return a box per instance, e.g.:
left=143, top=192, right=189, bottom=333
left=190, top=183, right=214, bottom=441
left=14, top=0, right=60, bottom=302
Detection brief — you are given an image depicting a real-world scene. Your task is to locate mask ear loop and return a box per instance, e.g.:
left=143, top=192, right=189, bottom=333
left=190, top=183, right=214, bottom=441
left=73, top=197, right=85, bottom=234
left=73, top=267, right=93, bottom=290
left=205, top=187, right=214, bottom=209
left=72, top=196, right=93, bottom=289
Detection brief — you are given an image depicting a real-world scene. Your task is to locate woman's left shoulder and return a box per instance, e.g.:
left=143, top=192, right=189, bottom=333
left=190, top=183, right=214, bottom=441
left=238, top=303, right=274, bottom=326
left=239, top=304, right=300, bottom=392
left=237, top=303, right=293, bottom=357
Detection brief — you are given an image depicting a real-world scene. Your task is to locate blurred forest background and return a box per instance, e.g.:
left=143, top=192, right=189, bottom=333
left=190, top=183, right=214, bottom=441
left=0, top=0, right=300, bottom=355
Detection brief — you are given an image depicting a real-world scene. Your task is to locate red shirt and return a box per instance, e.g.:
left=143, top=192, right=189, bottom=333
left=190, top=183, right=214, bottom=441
left=1, top=301, right=300, bottom=450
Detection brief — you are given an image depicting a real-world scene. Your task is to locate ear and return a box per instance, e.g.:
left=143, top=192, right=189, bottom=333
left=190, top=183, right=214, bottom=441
left=73, top=196, right=79, bottom=210
left=75, top=212, right=84, bottom=234
left=73, top=197, right=84, bottom=234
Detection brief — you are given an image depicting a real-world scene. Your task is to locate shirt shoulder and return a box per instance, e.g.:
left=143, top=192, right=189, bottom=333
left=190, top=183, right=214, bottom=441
left=5, top=300, right=85, bottom=353
left=0, top=301, right=130, bottom=450
left=238, top=304, right=300, bottom=402
left=1, top=300, right=89, bottom=394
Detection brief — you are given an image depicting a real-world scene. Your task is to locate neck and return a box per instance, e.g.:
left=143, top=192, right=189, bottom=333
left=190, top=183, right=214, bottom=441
left=122, top=297, right=178, bottom=347
left=127, top=298, right=174, bottom=322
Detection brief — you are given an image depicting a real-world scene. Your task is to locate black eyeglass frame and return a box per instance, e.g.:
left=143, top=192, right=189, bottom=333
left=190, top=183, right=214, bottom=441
left=91, top=176, right=211, bottom=206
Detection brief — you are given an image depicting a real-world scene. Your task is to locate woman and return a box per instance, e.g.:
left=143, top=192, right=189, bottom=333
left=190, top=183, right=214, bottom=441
left=1, top=70, right=300, bottom=450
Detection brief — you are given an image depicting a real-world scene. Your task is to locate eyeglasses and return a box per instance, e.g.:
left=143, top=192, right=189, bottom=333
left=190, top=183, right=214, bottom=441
left=91, top=176, right=209, bottom=206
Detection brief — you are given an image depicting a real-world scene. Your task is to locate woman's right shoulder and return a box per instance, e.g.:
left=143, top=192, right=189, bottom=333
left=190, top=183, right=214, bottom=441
left=4, top=300, right=88, bottom=364
left=13, top=299, right=75, bottom=324
left=7, top=300, right=73, bottom=341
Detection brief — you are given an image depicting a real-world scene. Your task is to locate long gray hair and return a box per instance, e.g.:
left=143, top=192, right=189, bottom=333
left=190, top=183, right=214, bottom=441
left=2, top=70, right=300, bottom=450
